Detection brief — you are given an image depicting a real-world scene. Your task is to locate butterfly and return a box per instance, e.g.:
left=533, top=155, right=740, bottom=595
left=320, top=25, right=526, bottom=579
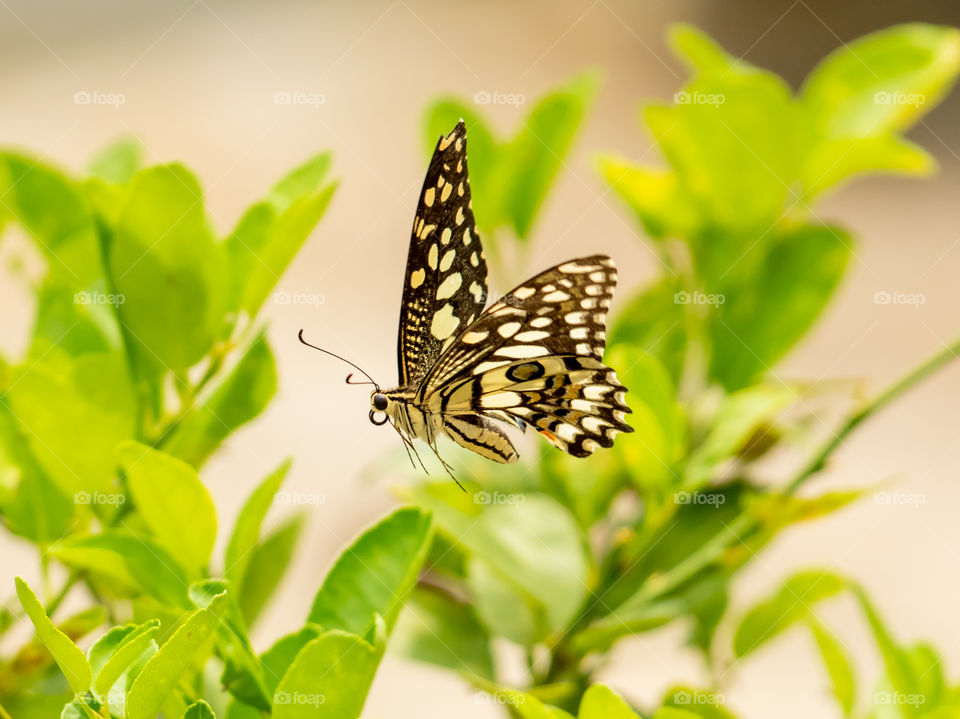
left=301, top=120, right=632, bottom=478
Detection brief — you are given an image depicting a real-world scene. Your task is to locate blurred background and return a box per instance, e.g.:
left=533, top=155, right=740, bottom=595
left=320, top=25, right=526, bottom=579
left=1, top=1, right=959, bottom=716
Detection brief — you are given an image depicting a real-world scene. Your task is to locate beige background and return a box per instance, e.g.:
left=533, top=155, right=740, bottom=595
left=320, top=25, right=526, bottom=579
left=1, top=1, right=960, bottom=716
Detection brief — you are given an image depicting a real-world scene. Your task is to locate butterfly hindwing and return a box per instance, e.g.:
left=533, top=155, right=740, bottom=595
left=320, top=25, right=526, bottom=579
left=397, top=120, right=488, bottom=387
left=418, top=255, right=633, bottom=458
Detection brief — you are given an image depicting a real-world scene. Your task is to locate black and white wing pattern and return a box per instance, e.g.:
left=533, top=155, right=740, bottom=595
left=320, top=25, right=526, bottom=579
left=419, top=255, right=633, bottom=459
left=396, top=120, right=488, bottom=387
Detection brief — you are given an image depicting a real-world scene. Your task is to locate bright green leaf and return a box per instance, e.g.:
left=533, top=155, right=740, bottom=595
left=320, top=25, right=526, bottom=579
left=163, top=333, right=277, bottom=466
left=239, top=513, right=305, bottom=626
left=734, top=570, right=848, bottom=657
left=183, top=701, right=216, bottom=719
left=126, top=592, right=227, bottom=719
left=15, top=576, right=92, bottom=694
left=119, top=440, right=217, bottom=575
left=579, top=684, right=641, bottom=719
left=807, top=615, right=856, bottom=717
left=88, top=137, right=143, bottom=184
left=92, top=619, right=160, bottom=699
left=307, top=506, right=433, bottom=634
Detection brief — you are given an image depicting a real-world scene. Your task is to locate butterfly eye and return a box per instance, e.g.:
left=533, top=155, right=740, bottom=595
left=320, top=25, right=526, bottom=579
left=373, top=393, right=388, bottom=411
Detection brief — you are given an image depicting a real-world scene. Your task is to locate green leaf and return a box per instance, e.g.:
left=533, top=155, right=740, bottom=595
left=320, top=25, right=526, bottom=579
left=91, top=619, right=160, bottom=699
left=467, top=555, right=542, bottom=646
left=88, top=137, right=143, bottom=184
left=708, top=223, right=852, bottom=390
left=273, top=617, right=387, bottom=719
left=126, top=591, right=227, bottom=719
left=391, top=586, right=494, bottom=679
left=422, top=72, right=598, bottom=242
left=0, top=152, right=103, bottom=288
left=467, top=495, right=589, bottom=635
left=226, top=153, right=336, bottom=317
left=5, top=349, right=136, bottom=496
left=684, top=384, right=795, bottom=489
left=119, top=441, right=217, bottom=575
left=607, top=278, right=687, bottom=384
left=239, top=513, right=306, bottom=626
left=109, top=163, right=226, bottom=372
left=0, top=406, right=73, bottom=544
left=224, top=459, right=291, bottom=588
left=15, top=576, right=92, bottom=694
left=669, top=24, right=737, bottom=74
left=579, top=684, right=641, bottom=719
left=662, top=686, right=737, bottom=719
left=504, top=71, right=600, bottom=238
left=183, top=701, right=216, bottom=719
left=850, top=584, right=916, bottom=698
left=49, top=530, right=191, bottom=608
left=806, top=615, right=856, bottom=717
left=259, top=625, right=322, bottom=696
left=734, top=570, right=848, bottom=657
left=163, top=332, right=277, bottom=466
left=190, top=579, right=270, bottom=712
left=802, top=24, right=960, bottom=139
left=307, top=506, right=433, bottom=634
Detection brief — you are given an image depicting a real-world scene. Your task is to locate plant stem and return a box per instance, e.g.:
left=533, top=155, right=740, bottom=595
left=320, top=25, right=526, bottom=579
left=785, top=334, right=960, bottom=495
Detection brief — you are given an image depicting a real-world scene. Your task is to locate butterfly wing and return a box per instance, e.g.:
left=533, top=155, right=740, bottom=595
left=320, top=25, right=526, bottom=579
left=419, top=255, right=633, bottom=458
left=396, top=120, right=488, bottom=387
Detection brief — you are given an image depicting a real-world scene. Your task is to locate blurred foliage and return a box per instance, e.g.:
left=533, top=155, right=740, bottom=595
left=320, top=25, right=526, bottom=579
left=389, top=22, right=960, bottom=719
left=2, top=20, right=960, bottom=719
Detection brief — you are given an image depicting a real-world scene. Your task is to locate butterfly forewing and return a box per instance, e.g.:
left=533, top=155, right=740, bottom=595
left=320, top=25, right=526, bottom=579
left=396, top=120, right=488, bottom=387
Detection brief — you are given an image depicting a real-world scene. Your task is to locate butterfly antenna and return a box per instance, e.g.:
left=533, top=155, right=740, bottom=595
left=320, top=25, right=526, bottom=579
left=297, top=330, right=379, bottom=388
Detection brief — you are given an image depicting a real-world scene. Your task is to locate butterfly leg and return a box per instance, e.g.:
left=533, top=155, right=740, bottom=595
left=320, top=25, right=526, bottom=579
left=426, top=437, right=466, bottom=492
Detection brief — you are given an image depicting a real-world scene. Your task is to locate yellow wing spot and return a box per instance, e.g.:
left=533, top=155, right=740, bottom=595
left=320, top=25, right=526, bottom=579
left=469, top=281, right=484, bottom=303
left=543, top=290, right=571, bottom=303
left=565, top=311, right=588, bottom=324
left=513, top=286, right=536, bottom=300
left=497, top=321, right=522, bottom=338
left=441, top=228, right=452, bottom=244
left=530, top=316, right=552, bottom=328
left=470, top=252, right=479, bottom=266
left=497, top=345, right=550, bottom=359
left=441, top=182, right=453, bottom=202
left=420, top=223, right=436, bottom=240
left=457, top=159, right=463, bottom=173
left=463, top=228, right=472, bottom=245
left=570, top=327, right=590, bottom=340
left=589, top=270, right=607, bottom=282
left=423, top=188, right=435, bottom=207
left=516, top=330, right=550, bottom=342
left=438, top=134, right=454, bottom=151
left=427, top=244, right=439, bottom=270
left=458, top=181, right=464, bottom=196
left=436, top=273, right=462, bottom=300
left=430, top=303, right=460, bottom=340
left=480, top=391, right=521, bottom=409
left=436, top=175, right=446, bottom=189
left=462, top=330, right=489, bottom=344
left=410, top=268, right=426, bottom=288
left=455, top=206, right=465, bottom=225
left=440, top=249, right=456, bottom=272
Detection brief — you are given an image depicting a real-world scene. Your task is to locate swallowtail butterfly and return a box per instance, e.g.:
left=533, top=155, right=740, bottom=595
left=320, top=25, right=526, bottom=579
left=301, top=120, right=632, bottom=476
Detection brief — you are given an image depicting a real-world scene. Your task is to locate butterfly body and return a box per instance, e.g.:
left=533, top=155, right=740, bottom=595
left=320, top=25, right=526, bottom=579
left=364, top=120, right=633, bottom=468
